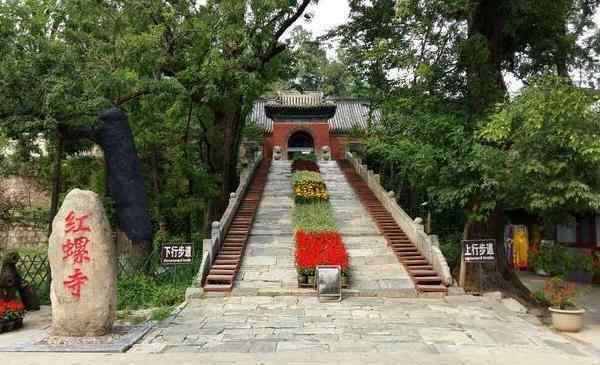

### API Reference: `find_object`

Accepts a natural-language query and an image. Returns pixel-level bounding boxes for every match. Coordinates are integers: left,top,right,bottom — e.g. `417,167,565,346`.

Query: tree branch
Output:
273,0,312,42
113,90,151,106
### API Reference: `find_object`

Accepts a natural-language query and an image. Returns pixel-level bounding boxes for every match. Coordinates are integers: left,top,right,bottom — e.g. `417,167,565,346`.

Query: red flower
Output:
295,231,349,269
0,300,25,318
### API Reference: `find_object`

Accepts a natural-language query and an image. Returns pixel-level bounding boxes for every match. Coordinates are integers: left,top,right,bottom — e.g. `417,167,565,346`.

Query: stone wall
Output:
0,223,47,250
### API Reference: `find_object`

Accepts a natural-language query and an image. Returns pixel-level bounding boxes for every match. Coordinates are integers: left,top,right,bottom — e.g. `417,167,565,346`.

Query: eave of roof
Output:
265,104,337,120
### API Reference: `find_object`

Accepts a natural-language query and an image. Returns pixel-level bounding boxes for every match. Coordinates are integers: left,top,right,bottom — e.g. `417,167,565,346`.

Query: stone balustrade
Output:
345,152,453,285
194,151,264,288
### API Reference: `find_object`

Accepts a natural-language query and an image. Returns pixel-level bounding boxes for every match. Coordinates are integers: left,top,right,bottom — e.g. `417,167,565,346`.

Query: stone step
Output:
414,276,442,283
416,284,448,293
203,284,233,292
206,274,235,282
410,270,438,277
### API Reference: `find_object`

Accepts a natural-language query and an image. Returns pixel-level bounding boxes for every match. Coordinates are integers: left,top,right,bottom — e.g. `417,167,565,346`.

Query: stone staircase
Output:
318,161,415,296
203,160,270,292
232,160,301,294
338,160,448,294
203,158,445,296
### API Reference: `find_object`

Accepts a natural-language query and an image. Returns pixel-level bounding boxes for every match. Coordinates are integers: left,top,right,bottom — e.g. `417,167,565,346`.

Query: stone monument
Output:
48,189,117,336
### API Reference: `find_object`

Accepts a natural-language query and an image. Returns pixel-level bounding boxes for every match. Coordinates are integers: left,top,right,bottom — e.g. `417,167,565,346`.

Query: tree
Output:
0,0,167,249
283,26,360,96
335,0,600,299
165,0,316,219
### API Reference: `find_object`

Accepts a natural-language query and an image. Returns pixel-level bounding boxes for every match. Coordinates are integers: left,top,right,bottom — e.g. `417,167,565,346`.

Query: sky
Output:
301,0,351,37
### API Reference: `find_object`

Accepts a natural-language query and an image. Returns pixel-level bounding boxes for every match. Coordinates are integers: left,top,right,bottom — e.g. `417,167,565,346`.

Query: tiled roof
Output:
249,97,380,135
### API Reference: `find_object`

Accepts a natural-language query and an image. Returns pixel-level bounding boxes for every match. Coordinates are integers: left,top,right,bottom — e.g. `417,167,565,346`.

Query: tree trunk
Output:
461,204,536,304
92,108,153,255
466,0,508,113
208,100,243,222
47,129,64,235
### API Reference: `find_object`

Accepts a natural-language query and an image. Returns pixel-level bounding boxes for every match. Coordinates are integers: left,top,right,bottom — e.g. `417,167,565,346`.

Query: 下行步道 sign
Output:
160,243,193,264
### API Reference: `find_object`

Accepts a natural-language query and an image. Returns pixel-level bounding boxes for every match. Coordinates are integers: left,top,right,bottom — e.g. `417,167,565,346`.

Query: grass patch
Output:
293,202,337,233
117,274,186,310
151,306,174,322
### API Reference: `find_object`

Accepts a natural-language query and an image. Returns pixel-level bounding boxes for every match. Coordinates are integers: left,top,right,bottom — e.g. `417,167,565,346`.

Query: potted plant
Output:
297,268,308,285
0,300,25,332
534,277,586,332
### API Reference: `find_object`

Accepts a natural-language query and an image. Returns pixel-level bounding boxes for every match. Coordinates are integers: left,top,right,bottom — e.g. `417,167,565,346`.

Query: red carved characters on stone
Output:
63,268,89,299
62,211,92,300
62,237,91,264
65,211,91,234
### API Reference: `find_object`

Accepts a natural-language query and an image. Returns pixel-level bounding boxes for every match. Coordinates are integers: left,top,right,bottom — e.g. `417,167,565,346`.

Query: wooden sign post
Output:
459,239,496,291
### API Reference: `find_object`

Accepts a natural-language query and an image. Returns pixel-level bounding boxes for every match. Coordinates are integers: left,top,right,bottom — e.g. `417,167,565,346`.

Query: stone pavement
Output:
319,161,415,295
233,161,306,295
128,294,600,363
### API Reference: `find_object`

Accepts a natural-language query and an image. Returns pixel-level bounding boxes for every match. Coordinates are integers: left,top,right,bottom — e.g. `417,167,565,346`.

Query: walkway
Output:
232,161,302,294
132,294,600,363
319,161,415,296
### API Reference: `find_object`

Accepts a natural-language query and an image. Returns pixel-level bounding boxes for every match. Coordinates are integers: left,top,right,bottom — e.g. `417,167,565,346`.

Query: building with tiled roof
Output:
248,92,379,160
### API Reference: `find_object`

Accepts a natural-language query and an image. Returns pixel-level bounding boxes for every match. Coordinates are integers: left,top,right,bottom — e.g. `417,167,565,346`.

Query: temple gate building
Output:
249,92,379,160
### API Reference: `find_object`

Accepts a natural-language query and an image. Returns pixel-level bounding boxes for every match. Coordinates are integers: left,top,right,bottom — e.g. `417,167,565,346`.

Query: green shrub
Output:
117,274,186,310
293,202,337,233
292,152,317,162
151,306,174,322
438,232,462,269
529,244,595,277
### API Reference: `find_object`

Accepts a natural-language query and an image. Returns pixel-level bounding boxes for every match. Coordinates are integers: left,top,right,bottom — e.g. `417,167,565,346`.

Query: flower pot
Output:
307,275,315,286
13,318,23,330
3,320,14,332
549,307,586,332
298,274,308,285
342,275,349,288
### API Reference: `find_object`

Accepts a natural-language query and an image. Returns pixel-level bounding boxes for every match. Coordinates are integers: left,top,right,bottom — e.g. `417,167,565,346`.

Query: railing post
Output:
211,221,220,243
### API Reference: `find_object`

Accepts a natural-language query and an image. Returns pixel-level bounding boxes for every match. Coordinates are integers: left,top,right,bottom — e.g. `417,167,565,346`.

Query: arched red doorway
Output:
287,130,314,159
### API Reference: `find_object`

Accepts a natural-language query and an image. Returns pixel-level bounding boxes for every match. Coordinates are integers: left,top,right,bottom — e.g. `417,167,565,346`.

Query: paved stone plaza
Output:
128,294,600,363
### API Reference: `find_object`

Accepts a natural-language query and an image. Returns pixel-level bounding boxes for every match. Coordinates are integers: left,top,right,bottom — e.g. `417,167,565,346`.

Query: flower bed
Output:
291,159,320,173
292,171,329,203
291,165,350,288
0,300,25,333
293,202,337,233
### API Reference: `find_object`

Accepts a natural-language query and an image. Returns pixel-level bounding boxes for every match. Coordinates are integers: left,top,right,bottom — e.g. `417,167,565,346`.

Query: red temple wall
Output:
261,123,360,160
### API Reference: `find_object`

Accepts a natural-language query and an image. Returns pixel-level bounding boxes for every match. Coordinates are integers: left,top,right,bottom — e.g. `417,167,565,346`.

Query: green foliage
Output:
293,202,337,233
284,27,360,96
292,152,317,162
534,276,582,310
482,76,600,216
292,171,325,186
117,274,185,311
438,232,463,269
529,244,595,277
150,306,173,322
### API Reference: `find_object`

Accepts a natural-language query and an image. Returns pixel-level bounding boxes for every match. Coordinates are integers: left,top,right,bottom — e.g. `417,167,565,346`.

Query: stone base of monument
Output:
0,324,152,353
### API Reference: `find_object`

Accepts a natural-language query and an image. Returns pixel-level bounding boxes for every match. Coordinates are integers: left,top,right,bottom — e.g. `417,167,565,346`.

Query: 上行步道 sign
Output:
462,239,496,263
